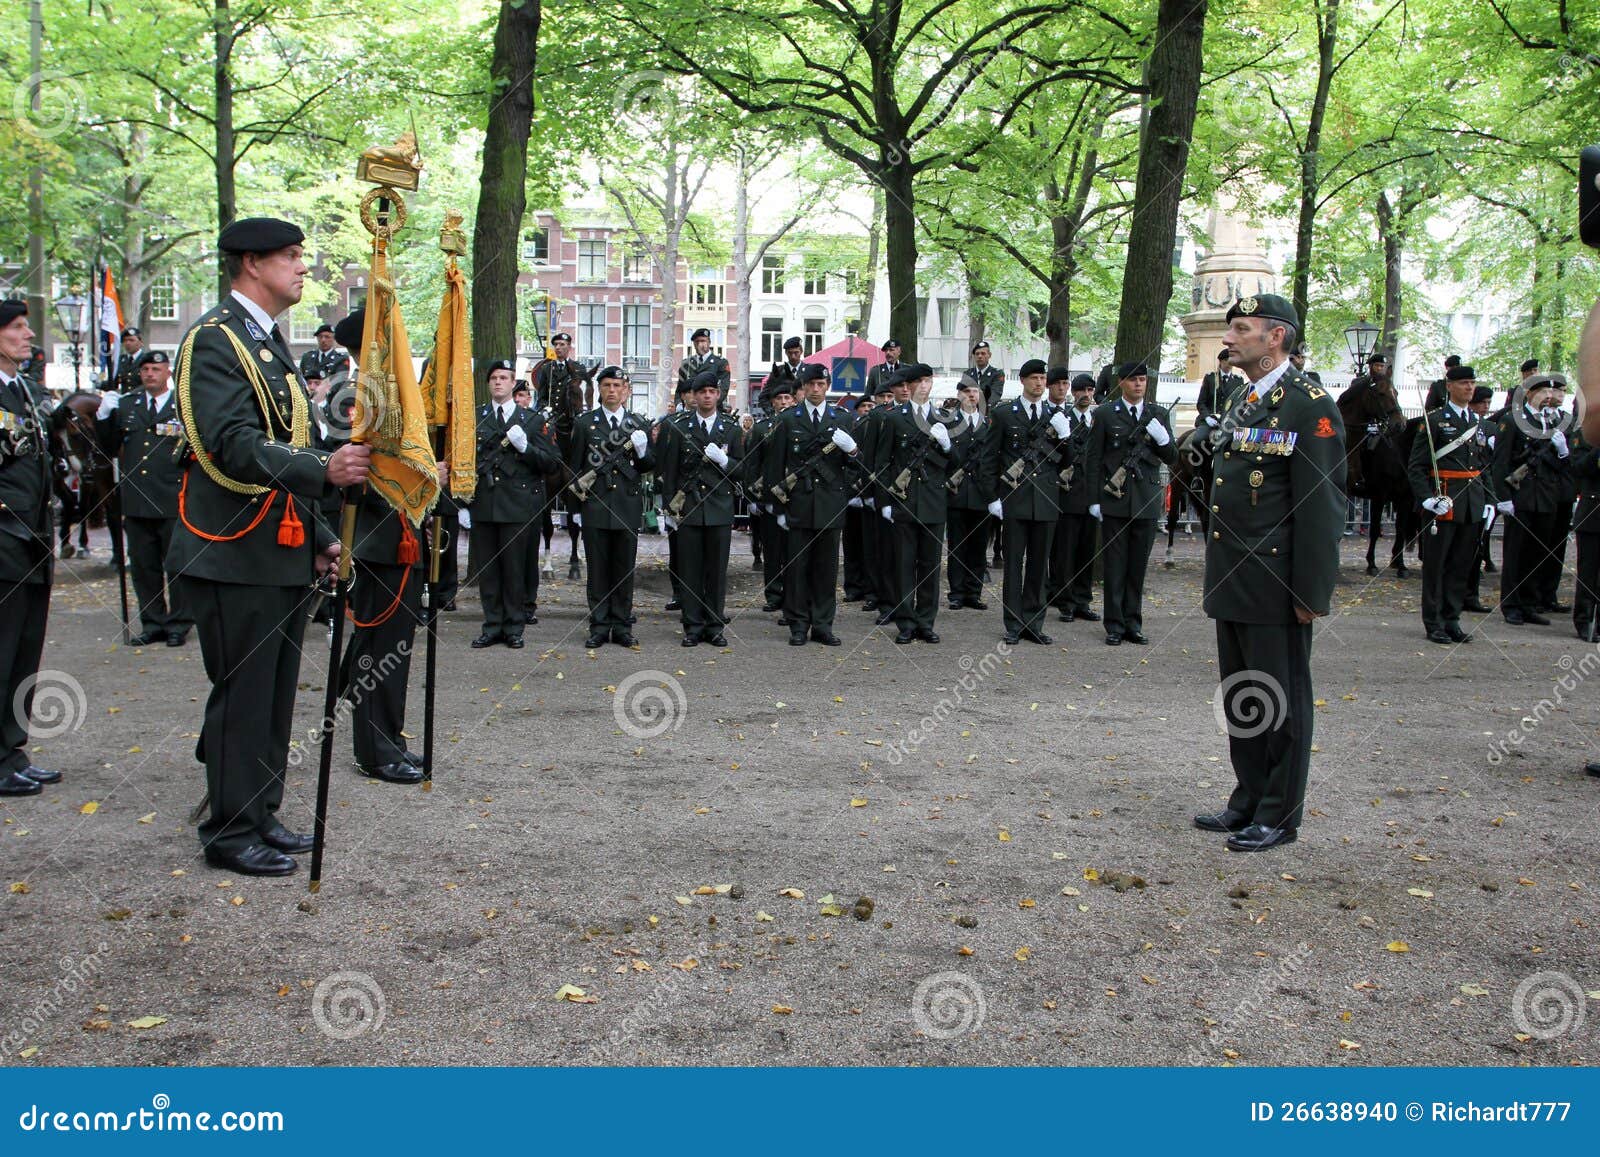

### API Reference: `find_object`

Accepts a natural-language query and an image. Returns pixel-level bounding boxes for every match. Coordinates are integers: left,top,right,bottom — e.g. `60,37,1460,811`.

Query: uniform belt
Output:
1436,469,1480,480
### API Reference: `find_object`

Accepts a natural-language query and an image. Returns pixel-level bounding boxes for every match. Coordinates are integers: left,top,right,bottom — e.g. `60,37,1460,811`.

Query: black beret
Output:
512,379,531,392
596,364,627,383
1445,364,1475,381
1047,366,1072,385
120,326,141,339
691,368,722,392
1071,373,1096,392
901,362,933,381
303,366,324,380
690,327,711,341
1444,354,1461,368
971,340,990,353
1019,358,1047,378
486,359,516,375
1471,386,1493,404
1225,293,1300,330
1118,362,1150,380
333,310,364,350
845,394,871,410
796,362,828,384
782,336,802,351
1367,351,1389,365
1520,358,1539,373
768,378,795,397
0,300,27,329
1527,372,1567,393
141,349,170,366
218,216,304,254
552,331,572,343
1216,348,1230,362
881,339,901,351
313,324,334,337
674,378,694,398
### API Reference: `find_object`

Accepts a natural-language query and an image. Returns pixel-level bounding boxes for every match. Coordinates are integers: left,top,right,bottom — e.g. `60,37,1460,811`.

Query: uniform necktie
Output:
610,414,619,431
812,408,821,429
270,323,287,351
1029,403,1037,422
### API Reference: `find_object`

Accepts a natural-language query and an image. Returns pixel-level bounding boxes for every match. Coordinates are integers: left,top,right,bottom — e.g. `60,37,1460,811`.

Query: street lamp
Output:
53,292,87,388
529,289,556,359
1343,317,1380,375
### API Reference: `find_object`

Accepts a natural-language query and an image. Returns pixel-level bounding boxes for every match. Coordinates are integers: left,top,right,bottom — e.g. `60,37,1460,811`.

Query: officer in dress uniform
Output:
1536,376,1576,614
677,328,732,409
570,364,656,648
945,378,990,611
96,349,190,646
875,363,962,643
660,368,745,646
742,380,795,614
1492,371,1575,626
1194,294,1345,853
661,378,694,613
1048,373,1101,623
298,324,347,384
1195,349,1244,428
114,327,147,393
1407,364,1494,644
860,365,910,624
0,301,61,798
759,336,805,411
511,381,556,624
167,217,371,877
468,359,560,649
840,393,874,602
979,358,1071,645
965,340,1005,410
1423,355,1459,413
766,363,862,645
865,340,902,397
1084,363,1177,645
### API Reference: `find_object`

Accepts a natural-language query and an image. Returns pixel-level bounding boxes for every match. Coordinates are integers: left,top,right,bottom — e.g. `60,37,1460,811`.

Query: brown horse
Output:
1337,378,1420,576
49,391,116,559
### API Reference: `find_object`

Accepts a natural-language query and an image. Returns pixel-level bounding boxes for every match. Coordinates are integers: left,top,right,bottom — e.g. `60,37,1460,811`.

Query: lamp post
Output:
529,289,555,360
53,291,87,390
1342,317,1380,376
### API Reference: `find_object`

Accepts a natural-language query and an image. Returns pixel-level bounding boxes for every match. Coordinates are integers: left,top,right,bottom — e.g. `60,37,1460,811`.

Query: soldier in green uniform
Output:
511,380,556,625
944,378,990,611
678,328,731,409
1048,373,1101,623
659,369,745,646
468,359,560,649
569,364,656,648
1084,363,1176,646
1492,372,1574,626
979,358,1071,645
114,327,147,393
1463,384,1496,612
841,393,874,603
1194,294,1346,853
860,365,910,624
743,379,795,614
97,349,189,646
1407,364,1494,644
1195,350,1244,429
965,340,1005,410
167,217,371,876
298,324,347,384
864,340,903,397
661,378,694,613
874,363,963,643
0,301,61,798
758,336,804,412
766,363,862,645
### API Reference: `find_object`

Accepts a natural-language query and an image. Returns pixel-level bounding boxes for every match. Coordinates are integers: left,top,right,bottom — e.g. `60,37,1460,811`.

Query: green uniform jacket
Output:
658,410,745,527
1084,399,1177,520
0,373,54,585
979,397,1071,521
873,401,966,525
165,302,334,587
677,352,732,405
739,414,781,502
1492,408,1576,515
965,364,1005,410
1058,408,1095,515
1202,366,1346,623
1195,370,1245,426
567,407,656,531
1406,405,1492,524
99,390,184,519
470,403,559,524
946,411,989,512
1572,435,1600,533
764,403,862,530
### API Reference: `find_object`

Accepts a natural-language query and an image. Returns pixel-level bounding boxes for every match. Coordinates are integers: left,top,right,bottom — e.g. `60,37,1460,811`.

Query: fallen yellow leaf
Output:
1014,946,1032,962
8,882,28,894
1386,941,1411,953
126,1016,167,1030
1407,888,1433,899
554,984,597,1003
79,801,99,815
1338,1039,1361,1050
1018,898,1036,909
771,1005,794,1015
137,813,155,824
850,797,868,807
755,911,774,922
778,888,804,899
957,945,973,956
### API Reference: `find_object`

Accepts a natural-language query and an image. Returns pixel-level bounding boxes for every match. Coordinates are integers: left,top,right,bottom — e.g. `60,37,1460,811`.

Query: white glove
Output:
1551,429,1569,457
881,505,894,522
1422,496,1452,516
930,423,952,450
847,497,863,508
776,514,788,530
986,499,1003,518
661,515,677,533
1496,500,1515,516
1482,504,1495,524
1204,415,1220,428
1089,504,1103,521
1146,420,1171,447
830,428,857,454
572,512,582,528
863,496,875,509
456,507,472,530
96,391,119,419
1049,412,1071,439
1487,435,1496,450
705,443,730,468
505,424,529,452
630,429,648,456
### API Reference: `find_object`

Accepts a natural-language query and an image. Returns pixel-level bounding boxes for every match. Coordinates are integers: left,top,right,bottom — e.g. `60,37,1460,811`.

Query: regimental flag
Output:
100,266,125,379
352,242,440,526
418,255,476,502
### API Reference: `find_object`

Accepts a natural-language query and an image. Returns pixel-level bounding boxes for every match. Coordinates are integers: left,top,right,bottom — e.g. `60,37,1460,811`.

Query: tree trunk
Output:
732,147,752,409
880,157,919,358
1290,0,1340,342
963,258,989,350
1376,188,1401,355
471,0,541,396
1552,253,1566,367
657,149,683,417
1113,0,1208,398
213,0,237,298
26,0,46,333
858,187,883,332
1044,177,1073,367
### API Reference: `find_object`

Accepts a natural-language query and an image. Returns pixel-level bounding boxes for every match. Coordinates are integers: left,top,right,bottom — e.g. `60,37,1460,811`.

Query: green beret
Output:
1225,293,1300,330
218,216,304,254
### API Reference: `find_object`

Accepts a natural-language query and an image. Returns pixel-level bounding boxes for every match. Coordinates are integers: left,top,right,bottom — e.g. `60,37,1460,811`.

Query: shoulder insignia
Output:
242,318,266,342
1269,386,1285,406
1314,417,1338,438
1308,386,1326,400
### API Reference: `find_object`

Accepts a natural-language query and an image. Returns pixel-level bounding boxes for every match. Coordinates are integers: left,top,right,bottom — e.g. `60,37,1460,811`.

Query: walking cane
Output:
310,492,359,893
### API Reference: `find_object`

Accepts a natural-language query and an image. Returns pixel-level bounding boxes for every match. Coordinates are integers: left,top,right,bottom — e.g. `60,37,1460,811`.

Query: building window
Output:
348,285,367,312
290,310,320,343
147,272,178,322
842,269,864,297
803,268,826,296
761,254,785,294
913,296,928,336
577,239,606,282
576,303,606,362
522,227,550,264
623,250,651,283
688,280,725,307
803,317,824,354
622,303,651,364
937,297,959,337
760,314,784,363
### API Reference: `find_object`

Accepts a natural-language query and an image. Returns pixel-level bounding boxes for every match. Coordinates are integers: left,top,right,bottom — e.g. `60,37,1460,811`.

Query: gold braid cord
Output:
176,321,311,496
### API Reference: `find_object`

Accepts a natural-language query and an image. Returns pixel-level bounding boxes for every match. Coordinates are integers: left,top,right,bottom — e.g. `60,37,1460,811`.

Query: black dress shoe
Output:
963,598,988,611
1503,611,1526,625
1075,608,1100,622
1461,599,1491,613
204,843,297,876
356,760,424,785
948,600,964,612
894,627,916,644
505,636,525,649
441,601,457,612
1546,601,1572,614
585,633,608,648
1587,762,1600,778
916,628,940,644
762,602,784,613
1123,631,1148,645
1523,610,1552,625
523,611,539,625
1058,608,1075,622
16,765,61,784
812,630,841,646
1226,823,1298,852
1022,629,1053,645
260,822,315,855
401,750,425,768
612,632,638,648
862,600,879,612
1446,626,1472,643
1194,808,1251,833
664,600,682,612
127,630,166,646
1427,629,1452,644
1105,634,1123,646
874,611,894,626
1003,633,1021,645
681,635,700,647
165,631,188,647
0,770,42,796
789,631,808,646
471,633,501,648
705,634,728,648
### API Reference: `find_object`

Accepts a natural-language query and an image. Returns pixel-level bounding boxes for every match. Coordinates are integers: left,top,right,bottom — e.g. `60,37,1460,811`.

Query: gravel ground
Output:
2,525,1597,1067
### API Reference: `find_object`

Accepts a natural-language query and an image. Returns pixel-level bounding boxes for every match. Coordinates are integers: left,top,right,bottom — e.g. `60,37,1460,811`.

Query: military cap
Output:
691,368,722,392
217,216,304,254
900,362,933,381
1216,348,1231,362
1070,373,1096,392
1018,358,1047,378
1520,358,1539,374
1293,343,1310,357
141,349,170,366
844,394,870,410
769,379,796,398
1527,372,1567,393
881,339,901,352
796,362,828,384
485,359,516,375
333,310,365,350
674,378,694,398
313,324,334,337
0,300,27,329
1446,364,1476,382
1444,354,1461,369
971,340,990,353
512,380,531,395
1368,352,1389,366
1118,362,1150,380
120,326,141,339
1471,385,1493,404
782,336,802,351
552,331,572,343
303,366,324,381
1225,293,1300,330
596,364,627,383
690,327,712,342
1047,366,1072,385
